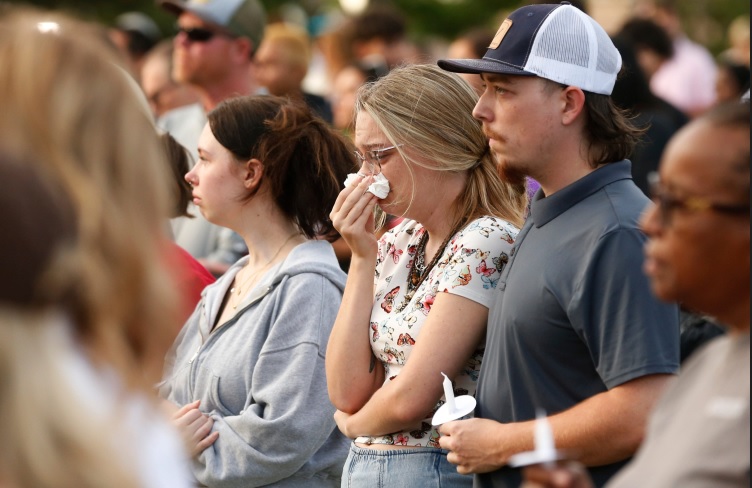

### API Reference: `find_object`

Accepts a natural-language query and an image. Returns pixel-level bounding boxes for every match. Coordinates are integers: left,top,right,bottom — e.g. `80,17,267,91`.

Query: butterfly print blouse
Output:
356,216,518,447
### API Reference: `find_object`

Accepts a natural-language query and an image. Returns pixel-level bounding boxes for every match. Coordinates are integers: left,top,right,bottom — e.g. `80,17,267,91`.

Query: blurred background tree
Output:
1,0,747,55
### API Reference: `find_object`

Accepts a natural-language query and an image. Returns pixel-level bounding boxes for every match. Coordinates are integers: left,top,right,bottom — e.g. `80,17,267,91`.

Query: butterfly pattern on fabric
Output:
387,242,403,263
380,286,400,313
357,216,519,448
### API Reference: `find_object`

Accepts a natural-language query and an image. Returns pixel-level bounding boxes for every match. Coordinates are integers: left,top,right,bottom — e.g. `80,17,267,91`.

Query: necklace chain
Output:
229,232,300,309
397,222,463,312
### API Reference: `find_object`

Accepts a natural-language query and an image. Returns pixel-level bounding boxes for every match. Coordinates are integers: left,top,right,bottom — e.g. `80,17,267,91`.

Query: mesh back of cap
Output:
524,5,620,95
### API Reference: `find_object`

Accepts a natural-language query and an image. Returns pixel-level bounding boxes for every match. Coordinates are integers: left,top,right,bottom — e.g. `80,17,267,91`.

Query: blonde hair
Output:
355,64,527,229
261,23,311,71
0,8,179,381
0,8,180,485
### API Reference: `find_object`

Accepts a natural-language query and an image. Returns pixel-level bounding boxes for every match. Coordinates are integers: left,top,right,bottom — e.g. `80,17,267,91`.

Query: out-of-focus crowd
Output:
0,0,748,487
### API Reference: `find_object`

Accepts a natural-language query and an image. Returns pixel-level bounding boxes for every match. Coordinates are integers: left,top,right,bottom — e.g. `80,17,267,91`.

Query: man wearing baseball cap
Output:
157,0,265,150
157,0,266,276
160,0,265,109
437,3,680,487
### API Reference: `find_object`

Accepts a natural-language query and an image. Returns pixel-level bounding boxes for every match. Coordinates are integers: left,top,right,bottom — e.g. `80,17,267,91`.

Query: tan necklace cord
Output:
228,232,300,310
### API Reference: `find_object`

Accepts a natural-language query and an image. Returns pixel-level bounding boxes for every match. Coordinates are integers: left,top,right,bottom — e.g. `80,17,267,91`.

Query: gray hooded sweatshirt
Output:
160,240,350,487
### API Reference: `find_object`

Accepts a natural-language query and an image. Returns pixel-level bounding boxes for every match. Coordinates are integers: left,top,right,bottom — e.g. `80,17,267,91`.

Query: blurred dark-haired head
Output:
160,132,194,218
618,17,673,80
0,151,77,309
715,58,751,104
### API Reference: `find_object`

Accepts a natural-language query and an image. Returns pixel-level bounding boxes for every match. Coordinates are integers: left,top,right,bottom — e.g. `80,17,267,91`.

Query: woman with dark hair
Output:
160,96,354,487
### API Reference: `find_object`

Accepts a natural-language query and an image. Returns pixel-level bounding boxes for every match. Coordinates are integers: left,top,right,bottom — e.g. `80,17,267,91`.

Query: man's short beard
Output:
493,151,527,187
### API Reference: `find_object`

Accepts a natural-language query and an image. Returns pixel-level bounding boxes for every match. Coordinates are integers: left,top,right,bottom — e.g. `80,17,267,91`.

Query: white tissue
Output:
343,172,391,199
343,173,361,188
368,173,390,198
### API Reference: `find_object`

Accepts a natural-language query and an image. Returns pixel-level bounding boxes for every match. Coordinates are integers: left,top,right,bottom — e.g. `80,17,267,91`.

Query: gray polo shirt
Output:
475,161,680,488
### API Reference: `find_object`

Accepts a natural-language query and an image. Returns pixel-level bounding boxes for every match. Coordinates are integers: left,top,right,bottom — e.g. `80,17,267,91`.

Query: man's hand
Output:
522,462,594,488
439,418,512,474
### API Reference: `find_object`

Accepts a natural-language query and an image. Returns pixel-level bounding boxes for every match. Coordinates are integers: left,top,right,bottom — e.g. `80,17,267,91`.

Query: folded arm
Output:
336,292,488,438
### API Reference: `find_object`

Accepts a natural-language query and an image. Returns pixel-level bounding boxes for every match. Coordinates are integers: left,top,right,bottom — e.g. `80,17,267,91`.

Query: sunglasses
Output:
177,26,226,43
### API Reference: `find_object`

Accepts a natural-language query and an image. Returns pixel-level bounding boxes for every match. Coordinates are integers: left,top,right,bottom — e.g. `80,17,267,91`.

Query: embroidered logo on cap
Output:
489,19,513,50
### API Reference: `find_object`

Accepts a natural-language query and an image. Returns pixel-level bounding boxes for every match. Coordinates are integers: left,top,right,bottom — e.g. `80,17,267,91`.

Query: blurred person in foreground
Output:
0,8,191,487
158,0,269,275
523,101,749,488
160,96,353,487
327,64,526,486
438,4,680,486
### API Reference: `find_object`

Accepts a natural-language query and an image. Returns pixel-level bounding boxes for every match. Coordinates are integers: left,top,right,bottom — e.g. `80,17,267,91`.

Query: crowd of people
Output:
0,0,748,487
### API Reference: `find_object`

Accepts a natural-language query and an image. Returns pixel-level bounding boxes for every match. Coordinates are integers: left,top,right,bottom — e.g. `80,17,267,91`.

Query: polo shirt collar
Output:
529,160,633,228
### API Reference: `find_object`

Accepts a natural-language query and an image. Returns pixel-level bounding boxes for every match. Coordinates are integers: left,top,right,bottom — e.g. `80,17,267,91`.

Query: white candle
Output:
441,372,456,412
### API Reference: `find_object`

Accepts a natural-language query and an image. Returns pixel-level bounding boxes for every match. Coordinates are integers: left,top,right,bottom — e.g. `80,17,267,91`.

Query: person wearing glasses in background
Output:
140,40,201,118
157,0,267,277
524,101,749,488
327,64,527,487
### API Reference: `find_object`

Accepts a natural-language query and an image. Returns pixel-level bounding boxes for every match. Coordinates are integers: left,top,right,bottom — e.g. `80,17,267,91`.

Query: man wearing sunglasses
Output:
160,0,265,111
157,0,266,276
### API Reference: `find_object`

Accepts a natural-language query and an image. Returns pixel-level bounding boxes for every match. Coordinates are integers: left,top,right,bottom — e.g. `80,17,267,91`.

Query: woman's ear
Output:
243,158,264,190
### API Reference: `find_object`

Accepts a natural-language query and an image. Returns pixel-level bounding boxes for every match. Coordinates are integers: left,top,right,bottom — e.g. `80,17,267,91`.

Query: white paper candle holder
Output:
431,372,476,426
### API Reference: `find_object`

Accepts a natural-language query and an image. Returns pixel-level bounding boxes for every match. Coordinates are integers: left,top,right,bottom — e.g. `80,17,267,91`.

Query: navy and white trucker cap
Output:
438,2,621,95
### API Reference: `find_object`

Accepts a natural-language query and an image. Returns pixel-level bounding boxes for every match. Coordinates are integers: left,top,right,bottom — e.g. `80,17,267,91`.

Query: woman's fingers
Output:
331,176,373,223
193,431,219,456
189,415,214,442
175,405,205,426
331,174,366,215
172,399,200,420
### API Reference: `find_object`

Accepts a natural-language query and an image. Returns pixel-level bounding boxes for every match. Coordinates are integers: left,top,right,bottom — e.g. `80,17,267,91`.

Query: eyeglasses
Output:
177,26,225,43
354,144,402,176
647,172,749,226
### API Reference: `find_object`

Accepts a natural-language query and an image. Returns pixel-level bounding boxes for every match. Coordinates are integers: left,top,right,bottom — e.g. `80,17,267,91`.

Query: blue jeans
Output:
341,443,472,487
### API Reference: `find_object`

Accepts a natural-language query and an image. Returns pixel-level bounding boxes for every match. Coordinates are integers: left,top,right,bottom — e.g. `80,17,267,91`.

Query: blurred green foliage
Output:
2,0,748,55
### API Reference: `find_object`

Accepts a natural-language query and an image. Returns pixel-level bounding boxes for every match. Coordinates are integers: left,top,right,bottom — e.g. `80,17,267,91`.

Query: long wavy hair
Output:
0,8,180,487
355,64,527,230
